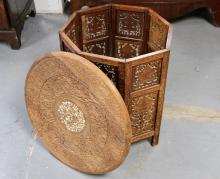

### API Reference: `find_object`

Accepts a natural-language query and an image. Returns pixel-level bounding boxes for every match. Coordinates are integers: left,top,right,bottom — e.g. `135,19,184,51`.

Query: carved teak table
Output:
25,4,172,174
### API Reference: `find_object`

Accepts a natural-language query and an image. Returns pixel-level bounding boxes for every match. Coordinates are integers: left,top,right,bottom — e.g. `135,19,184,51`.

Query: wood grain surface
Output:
25,52,132,174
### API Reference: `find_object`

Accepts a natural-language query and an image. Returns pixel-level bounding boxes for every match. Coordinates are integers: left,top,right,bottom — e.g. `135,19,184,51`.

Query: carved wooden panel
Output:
81,11,109,41
132,59,162,91
94,62,118,86
116,10,144,39
148,15,168,51
66,22,80,47
115,39,142,59
83,38,109,56
129,92,158,137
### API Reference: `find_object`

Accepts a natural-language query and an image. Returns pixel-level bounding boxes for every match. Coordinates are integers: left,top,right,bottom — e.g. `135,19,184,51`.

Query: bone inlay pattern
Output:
83,41,107,55
117,11,144,38
132,60,162,91
116,40,141,59
57,101,86,132
130,92,158,136
149,16,168,50
82,12,108,41
94,62,118,86
66,23,80,46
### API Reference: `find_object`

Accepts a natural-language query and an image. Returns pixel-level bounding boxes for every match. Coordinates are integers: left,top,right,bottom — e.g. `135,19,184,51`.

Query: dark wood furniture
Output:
71,0,220,27
60,4,172,146
0,0,36,49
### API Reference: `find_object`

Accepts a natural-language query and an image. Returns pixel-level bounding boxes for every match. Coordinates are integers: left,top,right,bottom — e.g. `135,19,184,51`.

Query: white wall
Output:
34,0,64,14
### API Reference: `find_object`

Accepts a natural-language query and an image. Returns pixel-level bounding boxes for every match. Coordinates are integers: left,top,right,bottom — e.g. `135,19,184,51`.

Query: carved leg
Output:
211,11,220,27
151,135,159,146
8,31,21,49
27,2,36,17
201,8,220,27
10,35,21,49
0,30,21,49
29,9,36,17
151,101,163,146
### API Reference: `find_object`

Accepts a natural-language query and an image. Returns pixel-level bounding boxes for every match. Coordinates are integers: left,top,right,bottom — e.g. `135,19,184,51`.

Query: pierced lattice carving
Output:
116,40,142,59
94,62,118,86
66,23,80,46
132,60,162,91
130,92,158,137
83,40,107,55
117,11,144,39
82,12,108,41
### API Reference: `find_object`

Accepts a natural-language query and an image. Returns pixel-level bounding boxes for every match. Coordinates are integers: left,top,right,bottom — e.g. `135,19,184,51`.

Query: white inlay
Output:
57,101,85,132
